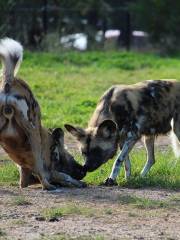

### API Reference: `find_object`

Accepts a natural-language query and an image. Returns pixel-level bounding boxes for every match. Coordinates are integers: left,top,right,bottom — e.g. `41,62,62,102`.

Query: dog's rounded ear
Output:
64,124,86,140
97,119,117,138
52,128,64,141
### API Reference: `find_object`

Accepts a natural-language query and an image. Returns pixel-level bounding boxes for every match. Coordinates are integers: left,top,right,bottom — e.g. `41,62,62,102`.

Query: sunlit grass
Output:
0,50,180,189
0,160,19,186
1,148,179,189
41,203,95,220
19,50,180,128
83,148,180,189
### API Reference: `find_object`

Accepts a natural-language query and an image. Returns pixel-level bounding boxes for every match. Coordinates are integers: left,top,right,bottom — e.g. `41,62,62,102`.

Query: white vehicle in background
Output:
60,30,149,51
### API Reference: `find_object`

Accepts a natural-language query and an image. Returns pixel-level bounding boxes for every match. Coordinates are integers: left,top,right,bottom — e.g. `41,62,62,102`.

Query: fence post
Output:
125,11,131,51
42,0,48,34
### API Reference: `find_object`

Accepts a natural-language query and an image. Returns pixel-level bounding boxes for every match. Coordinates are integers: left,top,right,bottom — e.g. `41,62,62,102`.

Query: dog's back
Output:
89,80,179,135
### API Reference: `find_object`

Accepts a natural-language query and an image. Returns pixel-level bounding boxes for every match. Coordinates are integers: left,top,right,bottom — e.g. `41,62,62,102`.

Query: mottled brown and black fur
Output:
65,79,180,185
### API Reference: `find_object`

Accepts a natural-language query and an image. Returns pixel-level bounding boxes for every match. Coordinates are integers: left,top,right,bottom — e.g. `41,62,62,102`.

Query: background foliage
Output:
131,0,180,54
2,0,180,53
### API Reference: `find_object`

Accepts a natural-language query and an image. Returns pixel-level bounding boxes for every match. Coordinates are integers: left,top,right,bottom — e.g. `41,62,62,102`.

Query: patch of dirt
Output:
0,135,179,240
0,186,179,240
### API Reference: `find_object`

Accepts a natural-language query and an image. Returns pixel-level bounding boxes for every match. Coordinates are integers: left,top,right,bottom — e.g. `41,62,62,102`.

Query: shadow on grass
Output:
119,174,180,190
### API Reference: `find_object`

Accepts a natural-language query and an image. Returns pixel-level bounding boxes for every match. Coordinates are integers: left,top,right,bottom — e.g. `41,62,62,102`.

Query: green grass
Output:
83,148,180,189
0,50,180,189
10,196,31,206
21,50,180,127
117,195,168,209
119,194,180,210
0,228,6,237
0,148,179,189
0,160,19,186
40,234,105,240
41,203,95,220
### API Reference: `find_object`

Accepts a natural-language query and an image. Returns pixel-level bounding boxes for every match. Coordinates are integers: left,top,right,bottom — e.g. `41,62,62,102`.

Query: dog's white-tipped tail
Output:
0,38,23,92
170,119,180,158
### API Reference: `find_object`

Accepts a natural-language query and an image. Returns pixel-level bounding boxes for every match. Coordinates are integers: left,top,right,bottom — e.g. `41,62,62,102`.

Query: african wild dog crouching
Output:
0,38,86,190
23,127,87,188
65,80,180,185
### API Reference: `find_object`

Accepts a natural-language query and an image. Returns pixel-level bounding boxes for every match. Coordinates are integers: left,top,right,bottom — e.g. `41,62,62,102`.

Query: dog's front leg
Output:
104,132,139,186
51,171,87,188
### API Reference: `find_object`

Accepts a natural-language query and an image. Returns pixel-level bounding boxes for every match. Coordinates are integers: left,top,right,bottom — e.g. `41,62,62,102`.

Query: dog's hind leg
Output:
140,135,155,177
171,116,180,157
124,155,131,179
51,171,87,188
14,110,56,190
19,167,39,188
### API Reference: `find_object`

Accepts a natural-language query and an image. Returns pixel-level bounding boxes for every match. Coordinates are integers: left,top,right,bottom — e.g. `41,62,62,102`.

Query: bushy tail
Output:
170,119,180,158
0,38,23,92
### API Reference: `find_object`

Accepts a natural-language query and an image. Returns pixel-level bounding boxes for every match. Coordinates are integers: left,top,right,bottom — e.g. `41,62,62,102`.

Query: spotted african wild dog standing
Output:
65,80,180,185
0,38,86,190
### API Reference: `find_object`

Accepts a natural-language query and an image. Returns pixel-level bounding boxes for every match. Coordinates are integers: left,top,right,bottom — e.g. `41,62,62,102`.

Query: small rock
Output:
48,217,59,222
35,216,45,221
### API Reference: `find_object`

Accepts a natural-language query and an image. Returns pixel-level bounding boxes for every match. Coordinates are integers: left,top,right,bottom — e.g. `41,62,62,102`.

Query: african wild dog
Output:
0,38,86,190
23,127,87,188
65,80,180,185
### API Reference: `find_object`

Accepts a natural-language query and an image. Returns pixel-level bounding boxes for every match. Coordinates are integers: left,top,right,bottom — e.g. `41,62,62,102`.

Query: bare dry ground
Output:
0,185,180,240
0,136,180,240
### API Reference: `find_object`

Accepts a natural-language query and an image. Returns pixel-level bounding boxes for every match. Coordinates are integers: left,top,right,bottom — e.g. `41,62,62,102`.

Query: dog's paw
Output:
103,178,118,186
43,183,57,191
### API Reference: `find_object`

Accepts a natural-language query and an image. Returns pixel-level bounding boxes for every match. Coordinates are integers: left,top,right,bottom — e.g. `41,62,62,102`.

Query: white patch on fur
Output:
0,94,29,120
170,119,180,158
135,115,146,130
53,146,60,161
5,120,17,137
54,146,59,155
0,93,6,103
64,144,68,150
127,132,133,137
16,99,29,120
30,122,36,128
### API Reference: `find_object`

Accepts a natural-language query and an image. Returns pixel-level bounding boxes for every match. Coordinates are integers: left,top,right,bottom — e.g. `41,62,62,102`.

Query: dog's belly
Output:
1,140,34,169
8,150,34,169
135,114,172,135
140,121,172,135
